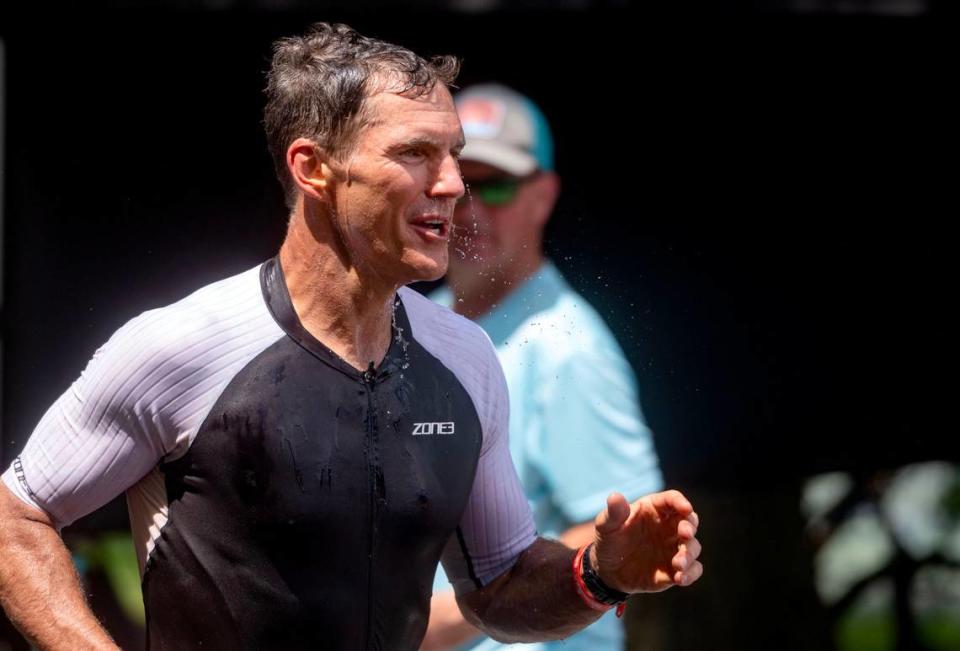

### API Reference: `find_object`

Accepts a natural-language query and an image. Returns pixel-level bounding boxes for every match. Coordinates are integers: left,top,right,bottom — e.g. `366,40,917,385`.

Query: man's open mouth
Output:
410,217,450,240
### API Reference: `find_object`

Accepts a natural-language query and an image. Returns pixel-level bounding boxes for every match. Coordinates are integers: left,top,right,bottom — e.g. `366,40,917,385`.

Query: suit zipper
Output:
362,362,379,651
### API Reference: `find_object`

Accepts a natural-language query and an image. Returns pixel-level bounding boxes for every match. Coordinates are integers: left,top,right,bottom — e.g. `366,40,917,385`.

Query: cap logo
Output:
458,98,506,139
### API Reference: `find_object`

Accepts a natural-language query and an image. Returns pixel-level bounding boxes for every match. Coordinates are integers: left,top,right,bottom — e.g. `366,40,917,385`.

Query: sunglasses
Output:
460,175,533,207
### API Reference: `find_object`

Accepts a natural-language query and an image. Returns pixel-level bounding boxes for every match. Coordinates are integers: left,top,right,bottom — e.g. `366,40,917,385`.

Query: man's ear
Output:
287,138,338,201
529,171,561,227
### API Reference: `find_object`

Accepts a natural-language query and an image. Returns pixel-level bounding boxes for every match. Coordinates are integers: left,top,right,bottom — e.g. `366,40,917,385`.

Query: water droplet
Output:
391,297,412,371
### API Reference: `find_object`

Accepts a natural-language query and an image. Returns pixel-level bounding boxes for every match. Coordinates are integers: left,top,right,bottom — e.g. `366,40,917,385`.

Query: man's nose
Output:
428,154,466,200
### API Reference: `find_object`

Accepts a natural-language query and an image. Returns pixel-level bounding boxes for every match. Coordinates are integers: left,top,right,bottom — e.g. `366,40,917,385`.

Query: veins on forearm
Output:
0,499,118,650
461,537,603,644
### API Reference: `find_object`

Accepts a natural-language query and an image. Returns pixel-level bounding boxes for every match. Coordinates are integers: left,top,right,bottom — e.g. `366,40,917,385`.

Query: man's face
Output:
450,160,545,276
327,84,465,286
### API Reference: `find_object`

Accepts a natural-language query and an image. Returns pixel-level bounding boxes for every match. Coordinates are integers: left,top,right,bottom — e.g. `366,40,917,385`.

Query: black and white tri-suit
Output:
2,257,536,650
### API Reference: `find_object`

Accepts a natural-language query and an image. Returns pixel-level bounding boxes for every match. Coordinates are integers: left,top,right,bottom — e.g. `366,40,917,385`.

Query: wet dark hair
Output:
264,22,460,208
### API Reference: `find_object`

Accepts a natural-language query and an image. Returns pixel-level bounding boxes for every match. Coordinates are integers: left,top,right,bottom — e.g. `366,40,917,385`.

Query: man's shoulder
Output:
96,264,280,382
399,286,505,419
399,286,494,355
128,264,266,338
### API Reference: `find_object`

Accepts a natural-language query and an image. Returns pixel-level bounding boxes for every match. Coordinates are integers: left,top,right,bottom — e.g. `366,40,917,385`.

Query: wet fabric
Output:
3,258,536,650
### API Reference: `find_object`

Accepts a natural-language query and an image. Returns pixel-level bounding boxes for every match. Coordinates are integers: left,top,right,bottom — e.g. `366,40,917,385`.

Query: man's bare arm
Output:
0,483,118,650
455,490,703,644
420,519,597,651
457,537,599,644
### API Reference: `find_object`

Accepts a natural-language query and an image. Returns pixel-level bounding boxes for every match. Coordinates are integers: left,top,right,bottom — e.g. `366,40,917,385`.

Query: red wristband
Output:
572,545,613,613
572,545,629,618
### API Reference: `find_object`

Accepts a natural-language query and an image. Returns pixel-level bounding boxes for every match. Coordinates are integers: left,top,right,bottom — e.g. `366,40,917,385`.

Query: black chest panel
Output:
142,260,483,651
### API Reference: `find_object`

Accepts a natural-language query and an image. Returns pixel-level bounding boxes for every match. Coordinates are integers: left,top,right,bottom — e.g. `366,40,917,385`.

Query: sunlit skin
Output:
279,83,465,369
327,85,467,287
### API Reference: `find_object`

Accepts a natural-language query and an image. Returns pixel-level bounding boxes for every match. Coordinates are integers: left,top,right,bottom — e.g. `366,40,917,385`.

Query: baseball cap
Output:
455,83,554,177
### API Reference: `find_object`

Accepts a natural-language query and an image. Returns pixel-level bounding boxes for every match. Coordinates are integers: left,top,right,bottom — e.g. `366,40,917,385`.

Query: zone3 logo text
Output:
412,422,455,436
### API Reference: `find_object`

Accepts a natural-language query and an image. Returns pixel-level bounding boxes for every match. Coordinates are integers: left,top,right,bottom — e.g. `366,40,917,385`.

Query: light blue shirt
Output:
431,261,663,651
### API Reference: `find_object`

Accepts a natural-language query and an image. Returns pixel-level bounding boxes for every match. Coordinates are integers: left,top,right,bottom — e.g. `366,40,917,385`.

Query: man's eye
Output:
400,148,427,160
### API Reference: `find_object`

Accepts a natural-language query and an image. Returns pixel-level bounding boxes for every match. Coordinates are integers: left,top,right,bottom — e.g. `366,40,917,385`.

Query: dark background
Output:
0,6,954,650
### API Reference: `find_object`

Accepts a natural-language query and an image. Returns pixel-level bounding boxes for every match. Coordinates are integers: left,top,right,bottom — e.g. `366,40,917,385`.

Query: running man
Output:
0,23,702,651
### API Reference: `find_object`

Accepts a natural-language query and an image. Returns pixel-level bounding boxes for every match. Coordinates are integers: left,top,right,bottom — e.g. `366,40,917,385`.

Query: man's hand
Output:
454,494,699,644
591,490,702,593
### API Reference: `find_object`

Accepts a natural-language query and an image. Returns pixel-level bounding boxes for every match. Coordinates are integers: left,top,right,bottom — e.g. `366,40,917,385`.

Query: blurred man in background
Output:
423,84,664,651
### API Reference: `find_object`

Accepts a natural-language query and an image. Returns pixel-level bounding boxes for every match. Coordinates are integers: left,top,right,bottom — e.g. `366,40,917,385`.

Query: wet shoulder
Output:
94,264,283,391
399,287,506,449
398,286,496,360
398,286,503,400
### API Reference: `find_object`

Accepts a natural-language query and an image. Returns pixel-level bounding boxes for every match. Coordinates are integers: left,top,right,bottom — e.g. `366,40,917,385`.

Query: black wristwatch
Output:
581,543,629,605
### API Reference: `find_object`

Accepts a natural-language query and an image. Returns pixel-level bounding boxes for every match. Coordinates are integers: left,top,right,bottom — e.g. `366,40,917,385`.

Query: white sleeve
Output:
1,312,180,529
440,338,537,594
1,266,283,530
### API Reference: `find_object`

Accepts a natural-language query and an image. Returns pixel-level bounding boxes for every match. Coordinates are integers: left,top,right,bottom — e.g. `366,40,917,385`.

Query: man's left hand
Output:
590,490,703,594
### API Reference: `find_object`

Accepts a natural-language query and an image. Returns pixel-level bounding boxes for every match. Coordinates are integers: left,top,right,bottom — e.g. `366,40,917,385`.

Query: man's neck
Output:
447,253,544,321
278,206,396,372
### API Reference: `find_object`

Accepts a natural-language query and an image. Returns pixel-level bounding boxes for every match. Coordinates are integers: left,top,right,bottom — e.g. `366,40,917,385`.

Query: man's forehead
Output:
362,89,463,142
365,84,455,116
